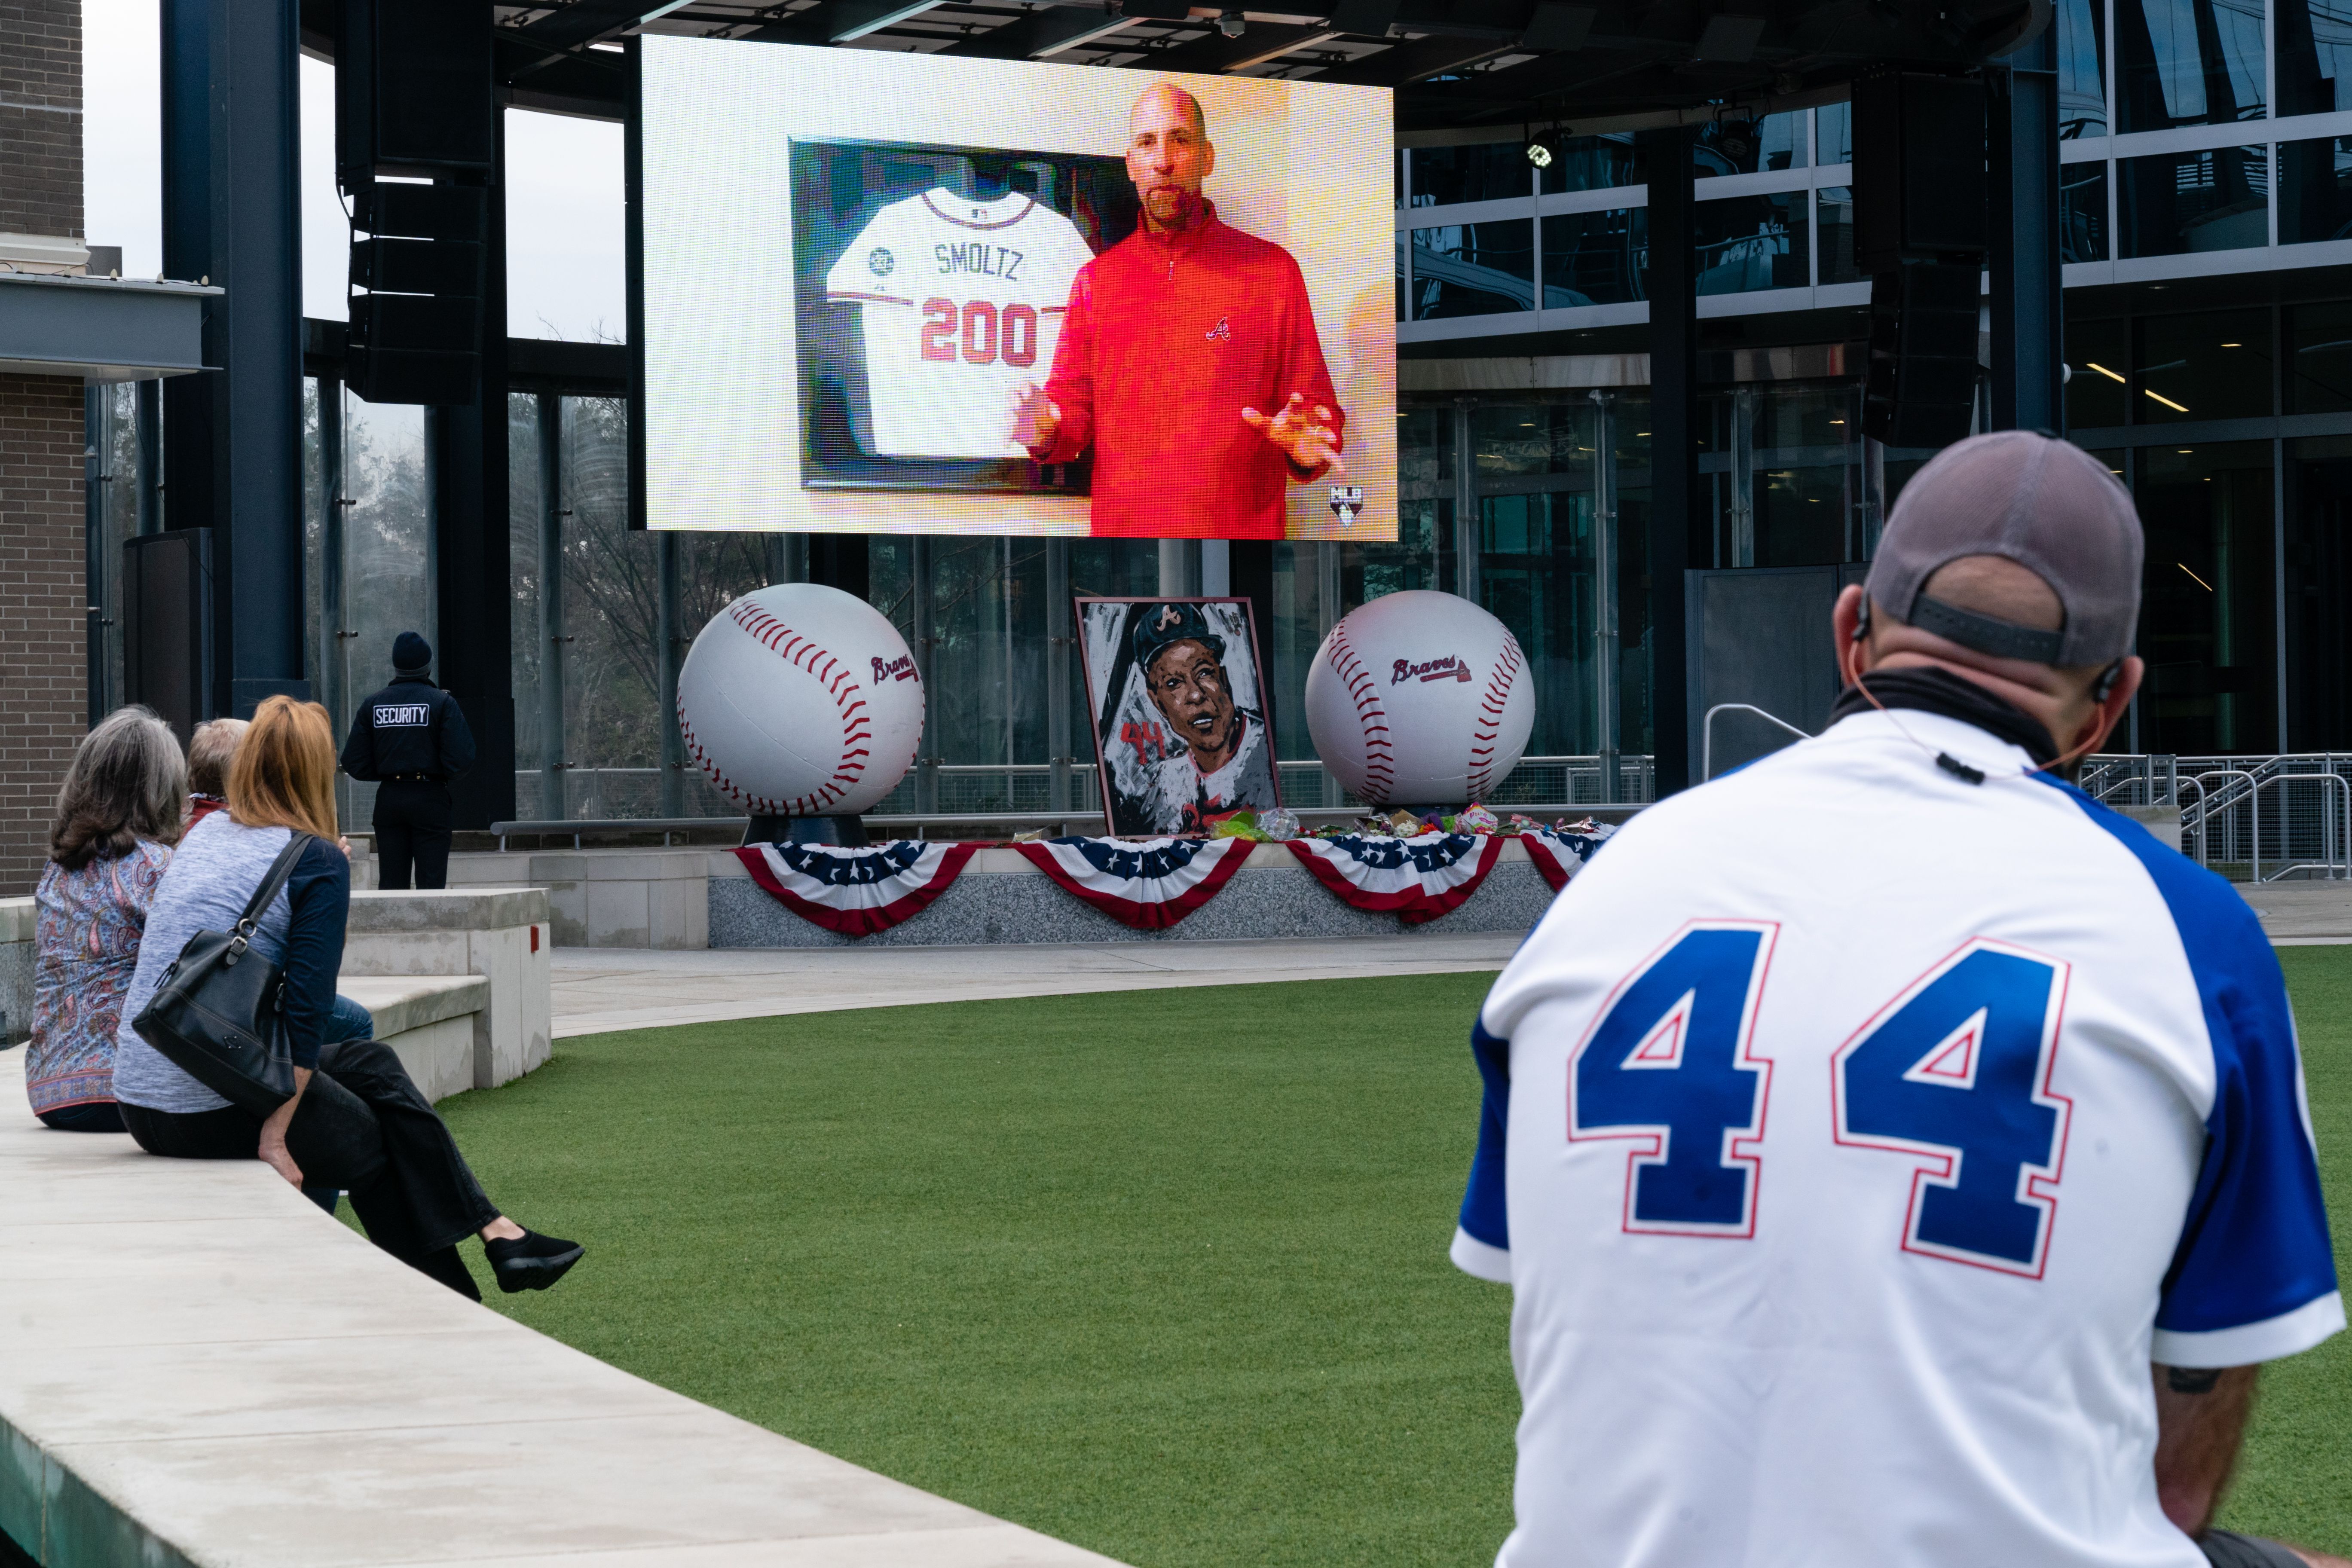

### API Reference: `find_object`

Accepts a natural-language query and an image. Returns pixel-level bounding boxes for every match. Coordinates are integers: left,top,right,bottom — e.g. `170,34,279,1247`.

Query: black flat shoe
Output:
485,1229,584,1293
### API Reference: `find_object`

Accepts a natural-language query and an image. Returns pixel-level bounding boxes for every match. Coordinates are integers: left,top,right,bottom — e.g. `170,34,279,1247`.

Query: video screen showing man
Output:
1083,599,1280,836
1013,83,1346,539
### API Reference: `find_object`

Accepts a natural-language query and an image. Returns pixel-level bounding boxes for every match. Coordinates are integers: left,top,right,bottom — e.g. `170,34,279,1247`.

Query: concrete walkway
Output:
0,1051,1122,1568
551,932,1521,1038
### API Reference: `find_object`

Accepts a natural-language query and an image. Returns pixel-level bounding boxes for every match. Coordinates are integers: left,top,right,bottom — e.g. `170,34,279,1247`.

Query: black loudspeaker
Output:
1864,263,1982,449
122,529,214,745
338,0,490,406
336,0,492,185
1852,71,1988,270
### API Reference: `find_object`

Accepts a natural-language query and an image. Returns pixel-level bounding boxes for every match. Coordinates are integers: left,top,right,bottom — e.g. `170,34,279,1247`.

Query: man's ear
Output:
1202,140,1215,179
1832,584,1870,686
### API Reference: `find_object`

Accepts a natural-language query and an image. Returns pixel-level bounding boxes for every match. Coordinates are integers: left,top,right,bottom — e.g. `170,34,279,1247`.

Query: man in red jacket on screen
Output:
1012,81,1346,540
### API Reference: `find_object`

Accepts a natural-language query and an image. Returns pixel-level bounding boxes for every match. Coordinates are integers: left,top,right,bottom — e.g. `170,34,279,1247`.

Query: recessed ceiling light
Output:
2178,447,2193,453
2220,342,2242,347
2086,362,2126,383
2146,389,2190,412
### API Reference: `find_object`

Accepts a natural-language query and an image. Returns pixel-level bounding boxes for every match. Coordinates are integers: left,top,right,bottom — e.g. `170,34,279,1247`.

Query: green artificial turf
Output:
407,960,2352,1567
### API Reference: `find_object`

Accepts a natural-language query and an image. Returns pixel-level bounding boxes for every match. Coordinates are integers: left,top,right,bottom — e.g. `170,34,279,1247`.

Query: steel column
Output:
1988,34,2064,434
536,390,566,819
1046,537,1072,813
428,98,514,831
1642,122,1701,795
160,0,307,716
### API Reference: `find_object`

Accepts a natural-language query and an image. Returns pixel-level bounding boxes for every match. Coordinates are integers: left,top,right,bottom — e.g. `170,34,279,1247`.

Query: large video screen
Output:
637,37,1395,541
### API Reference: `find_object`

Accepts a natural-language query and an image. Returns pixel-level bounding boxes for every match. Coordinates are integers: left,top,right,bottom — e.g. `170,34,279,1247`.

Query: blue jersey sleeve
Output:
1451,1018,1514,1283
2055,783,2344,1366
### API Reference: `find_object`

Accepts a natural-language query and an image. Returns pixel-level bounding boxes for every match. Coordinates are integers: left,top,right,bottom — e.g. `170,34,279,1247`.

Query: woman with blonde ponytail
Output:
111,697,582,1299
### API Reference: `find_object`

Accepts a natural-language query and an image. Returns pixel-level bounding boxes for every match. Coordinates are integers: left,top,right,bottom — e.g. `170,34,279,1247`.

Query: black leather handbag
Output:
130,832,314,1114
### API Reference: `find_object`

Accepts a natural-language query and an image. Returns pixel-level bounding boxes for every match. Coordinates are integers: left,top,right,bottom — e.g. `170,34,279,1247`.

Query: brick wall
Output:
0,0,83,895
0,1,80,241
0,377,87,895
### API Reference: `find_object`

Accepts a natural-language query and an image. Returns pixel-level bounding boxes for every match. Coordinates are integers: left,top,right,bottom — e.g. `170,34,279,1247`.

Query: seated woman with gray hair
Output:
27,706,187,1132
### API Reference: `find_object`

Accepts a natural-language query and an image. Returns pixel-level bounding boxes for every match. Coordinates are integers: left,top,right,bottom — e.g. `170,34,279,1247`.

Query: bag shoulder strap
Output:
234,831,316,934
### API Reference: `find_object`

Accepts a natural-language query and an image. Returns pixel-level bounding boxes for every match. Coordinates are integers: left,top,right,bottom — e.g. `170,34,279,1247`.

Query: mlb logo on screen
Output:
1328,486,1365,526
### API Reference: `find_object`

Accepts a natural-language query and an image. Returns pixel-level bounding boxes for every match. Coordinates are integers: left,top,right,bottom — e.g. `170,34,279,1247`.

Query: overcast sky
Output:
83,0,627,341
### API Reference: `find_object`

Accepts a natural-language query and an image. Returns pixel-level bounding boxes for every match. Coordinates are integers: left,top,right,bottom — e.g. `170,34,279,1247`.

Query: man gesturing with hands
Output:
1015,81,1346,538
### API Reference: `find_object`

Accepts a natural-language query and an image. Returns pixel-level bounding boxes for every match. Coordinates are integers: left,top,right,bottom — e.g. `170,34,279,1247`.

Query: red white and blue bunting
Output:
1282,832,1503,925
1013,835,1258,930
735,840,978,938
1520,823,1618,893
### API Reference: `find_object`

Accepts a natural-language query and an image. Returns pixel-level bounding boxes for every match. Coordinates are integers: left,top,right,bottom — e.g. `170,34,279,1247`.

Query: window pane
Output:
1693,111,1807,177
2066,316,2131,428
1693,193,1808,294
1408,144,1531,207
2061,162,2110,261
1410,220,1535,318
2288,301,2352,413
1473,403,1597,481
2137,309,2272,422
2116,0,2266,131
2276,0,2352,115
1538,132,1642,194
508,393,546,817
2118,146,2269,257
556,396,656,818
2135,441,2276,754
1755,465,1854,568
340,396,432,834
2286,434,2352,747
2057,0,2109,136
1817,103,1853,166
1753,385,1858,453
1817,187,1860,284
1478,489,1599,754
1541,208,1646,305
2278,134,2352,244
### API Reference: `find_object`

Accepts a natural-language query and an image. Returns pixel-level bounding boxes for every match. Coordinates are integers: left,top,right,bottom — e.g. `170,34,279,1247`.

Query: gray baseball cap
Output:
1863,430,2144,668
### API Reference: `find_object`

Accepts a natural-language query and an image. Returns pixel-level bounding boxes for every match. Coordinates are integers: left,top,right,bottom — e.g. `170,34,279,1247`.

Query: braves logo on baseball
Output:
871,654,917,684
1394,654,1472,685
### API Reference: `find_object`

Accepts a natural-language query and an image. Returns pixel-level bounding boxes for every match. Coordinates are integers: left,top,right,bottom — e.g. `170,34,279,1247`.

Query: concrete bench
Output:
0,897,30,1045
336,974,487,1104
0,1050,1123,1568
343,888,553,1091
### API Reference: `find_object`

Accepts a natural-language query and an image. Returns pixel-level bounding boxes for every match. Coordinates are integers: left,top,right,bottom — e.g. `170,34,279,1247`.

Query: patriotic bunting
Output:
1521,823,1619,893
1282,832,1504,925
1013,835,1257,929
735,840,979,937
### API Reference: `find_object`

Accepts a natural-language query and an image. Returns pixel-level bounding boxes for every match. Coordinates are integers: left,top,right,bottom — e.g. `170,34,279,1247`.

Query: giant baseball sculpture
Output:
676,583,925,819
1304,590,1534,807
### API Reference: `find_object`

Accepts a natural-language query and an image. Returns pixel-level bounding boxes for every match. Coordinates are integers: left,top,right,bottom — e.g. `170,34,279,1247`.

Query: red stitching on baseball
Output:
692,599,876,813
1466,634,1524,801
1326,622,1394,798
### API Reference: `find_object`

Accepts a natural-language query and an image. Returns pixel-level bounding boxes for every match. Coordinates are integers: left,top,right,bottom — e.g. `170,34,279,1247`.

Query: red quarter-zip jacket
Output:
1032,202,1345,539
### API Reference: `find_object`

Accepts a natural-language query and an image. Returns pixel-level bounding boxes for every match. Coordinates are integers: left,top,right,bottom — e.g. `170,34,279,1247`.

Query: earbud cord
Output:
1847,663,2106,787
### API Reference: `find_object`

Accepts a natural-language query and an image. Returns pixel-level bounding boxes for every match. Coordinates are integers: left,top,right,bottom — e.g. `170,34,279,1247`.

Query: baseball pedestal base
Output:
744,814,870,848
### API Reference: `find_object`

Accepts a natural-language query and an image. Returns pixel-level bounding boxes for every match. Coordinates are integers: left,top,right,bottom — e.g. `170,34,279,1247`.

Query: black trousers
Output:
373,779,454,890
119,1037,501,1299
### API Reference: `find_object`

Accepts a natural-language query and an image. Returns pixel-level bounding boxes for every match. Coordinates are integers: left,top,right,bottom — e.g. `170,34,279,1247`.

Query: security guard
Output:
342,632,475,890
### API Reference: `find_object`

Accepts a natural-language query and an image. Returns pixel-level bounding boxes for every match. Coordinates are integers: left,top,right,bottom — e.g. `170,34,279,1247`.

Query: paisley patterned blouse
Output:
28,841,172,1115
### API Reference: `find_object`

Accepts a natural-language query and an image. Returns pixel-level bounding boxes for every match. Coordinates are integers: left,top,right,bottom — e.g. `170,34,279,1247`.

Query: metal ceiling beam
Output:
1306,31,1517,83
1131,21,1342,70
513,0,693,52
935,6,1139,58
734,0,951,41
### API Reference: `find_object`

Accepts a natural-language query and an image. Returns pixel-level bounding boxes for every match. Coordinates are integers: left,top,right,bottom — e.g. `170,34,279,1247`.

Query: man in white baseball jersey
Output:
1455,431,2343,1568
823,186,1095,459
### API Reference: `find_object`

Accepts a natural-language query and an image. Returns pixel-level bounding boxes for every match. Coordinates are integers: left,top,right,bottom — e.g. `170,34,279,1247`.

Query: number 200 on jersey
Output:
920,298,1040,367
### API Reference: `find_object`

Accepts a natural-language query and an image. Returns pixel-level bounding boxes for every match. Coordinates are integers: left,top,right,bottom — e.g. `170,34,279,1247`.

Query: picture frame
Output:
1075,597,1281,837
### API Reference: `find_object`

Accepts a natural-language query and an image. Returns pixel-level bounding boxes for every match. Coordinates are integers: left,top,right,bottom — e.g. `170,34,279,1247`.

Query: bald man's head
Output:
1127,80,1215,232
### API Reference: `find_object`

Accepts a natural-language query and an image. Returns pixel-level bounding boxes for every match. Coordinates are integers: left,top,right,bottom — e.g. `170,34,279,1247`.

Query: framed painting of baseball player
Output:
1077,598,1280,837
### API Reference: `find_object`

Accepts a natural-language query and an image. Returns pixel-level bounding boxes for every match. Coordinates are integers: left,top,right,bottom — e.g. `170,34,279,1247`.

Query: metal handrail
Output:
1701,703,1813,782
2182,769,2352,882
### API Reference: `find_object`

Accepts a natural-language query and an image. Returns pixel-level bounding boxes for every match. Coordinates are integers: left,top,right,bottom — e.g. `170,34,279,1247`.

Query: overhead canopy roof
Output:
301,0,2048,139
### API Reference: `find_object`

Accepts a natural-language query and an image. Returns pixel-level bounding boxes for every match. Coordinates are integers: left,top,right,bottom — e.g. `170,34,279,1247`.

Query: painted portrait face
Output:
1144,637,1240,767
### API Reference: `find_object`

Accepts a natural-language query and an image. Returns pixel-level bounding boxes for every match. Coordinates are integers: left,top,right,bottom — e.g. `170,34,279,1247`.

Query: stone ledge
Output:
0,1050,1126,1568
348,887,550,933
0,898,33,946
335,975,487,1040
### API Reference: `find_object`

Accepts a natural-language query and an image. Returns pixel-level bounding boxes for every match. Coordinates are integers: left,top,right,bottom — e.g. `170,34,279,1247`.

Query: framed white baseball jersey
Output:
1454,707,2342,1568
823,189,1094,460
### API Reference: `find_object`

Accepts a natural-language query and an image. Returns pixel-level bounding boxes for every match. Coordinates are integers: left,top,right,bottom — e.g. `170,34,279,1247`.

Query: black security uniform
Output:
343,646,476,890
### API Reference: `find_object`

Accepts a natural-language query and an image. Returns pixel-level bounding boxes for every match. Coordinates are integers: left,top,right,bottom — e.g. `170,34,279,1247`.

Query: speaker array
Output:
336,0,493,405
1851,71,1988,449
